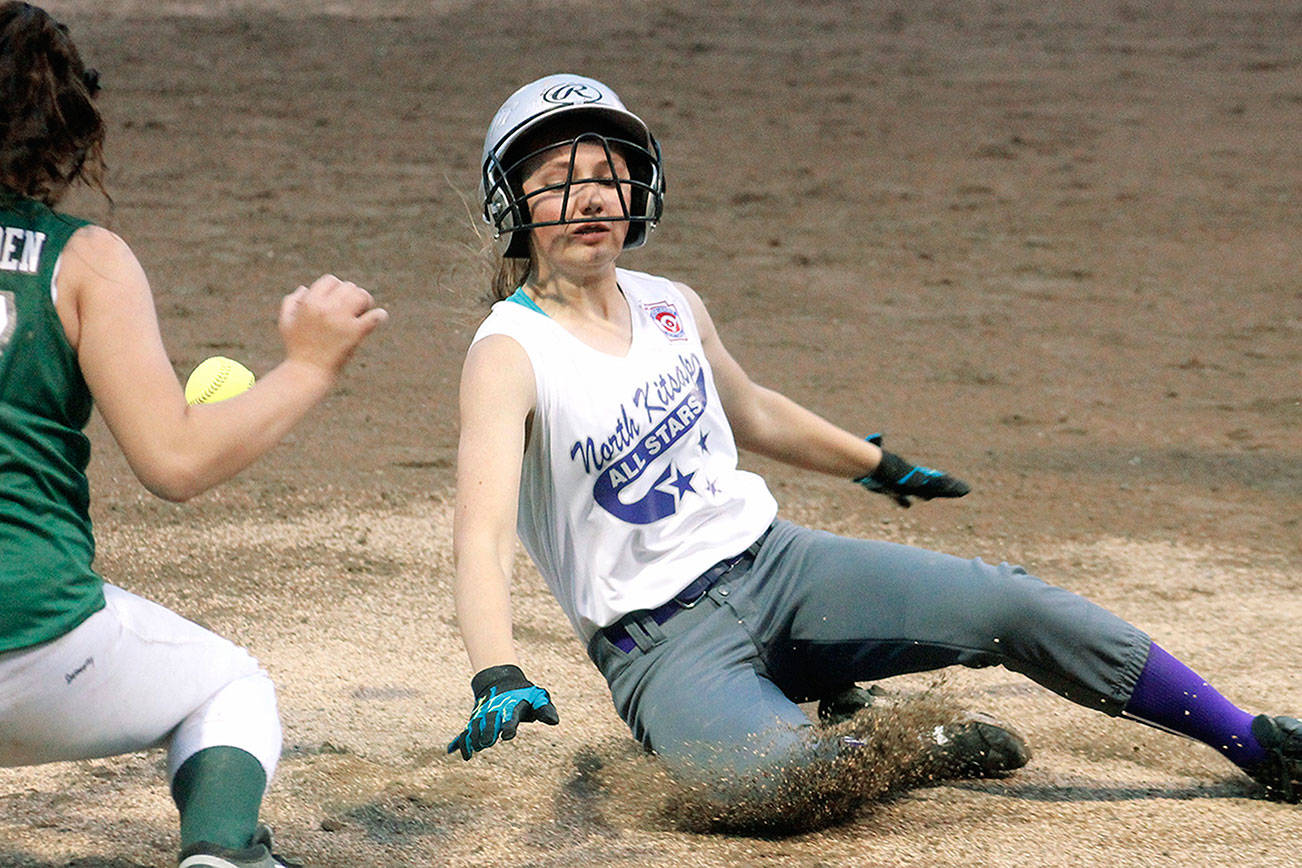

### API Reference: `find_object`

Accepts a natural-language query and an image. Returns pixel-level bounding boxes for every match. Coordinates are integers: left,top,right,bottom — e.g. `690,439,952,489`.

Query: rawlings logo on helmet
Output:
542,82,604,106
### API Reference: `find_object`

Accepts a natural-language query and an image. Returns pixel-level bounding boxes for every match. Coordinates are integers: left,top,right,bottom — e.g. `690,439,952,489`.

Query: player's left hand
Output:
854,434,970,508
447,664,559,760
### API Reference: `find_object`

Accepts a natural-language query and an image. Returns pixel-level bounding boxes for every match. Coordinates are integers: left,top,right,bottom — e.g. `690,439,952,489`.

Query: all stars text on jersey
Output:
602,384,706,488
569,353,705,476
592,366,709,524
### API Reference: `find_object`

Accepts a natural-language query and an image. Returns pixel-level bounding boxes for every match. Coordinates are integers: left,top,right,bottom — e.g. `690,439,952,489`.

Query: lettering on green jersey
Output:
0,290,13,352
0,226,47,275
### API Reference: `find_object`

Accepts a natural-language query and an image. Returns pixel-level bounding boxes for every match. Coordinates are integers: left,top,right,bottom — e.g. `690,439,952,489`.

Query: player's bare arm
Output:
679,280,882,475
448,335,560,760
452,334,535,671
61,225,385,501
681,280,969,507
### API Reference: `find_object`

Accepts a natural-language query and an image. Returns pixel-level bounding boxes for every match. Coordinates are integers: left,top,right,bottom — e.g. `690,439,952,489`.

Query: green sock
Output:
171,746,268,850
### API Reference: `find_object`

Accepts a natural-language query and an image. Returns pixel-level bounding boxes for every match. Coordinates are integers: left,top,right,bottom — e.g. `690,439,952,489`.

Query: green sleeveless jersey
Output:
0,195,103,651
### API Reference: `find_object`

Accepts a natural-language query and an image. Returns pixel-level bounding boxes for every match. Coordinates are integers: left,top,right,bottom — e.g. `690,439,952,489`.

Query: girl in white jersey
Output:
449,73,1301,818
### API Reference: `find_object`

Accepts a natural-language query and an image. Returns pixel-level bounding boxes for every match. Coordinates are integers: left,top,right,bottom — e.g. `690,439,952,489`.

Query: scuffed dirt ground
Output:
2,1,1299,865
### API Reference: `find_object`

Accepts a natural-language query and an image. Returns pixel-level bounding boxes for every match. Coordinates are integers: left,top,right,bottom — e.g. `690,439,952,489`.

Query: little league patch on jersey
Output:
643,300,687,342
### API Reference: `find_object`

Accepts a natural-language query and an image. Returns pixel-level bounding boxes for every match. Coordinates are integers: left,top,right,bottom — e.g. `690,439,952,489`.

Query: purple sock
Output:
1124,642,1265,769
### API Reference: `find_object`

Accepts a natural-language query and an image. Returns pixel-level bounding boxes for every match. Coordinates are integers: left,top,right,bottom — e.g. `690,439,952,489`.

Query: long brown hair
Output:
0,2,106,206
490,255,530,303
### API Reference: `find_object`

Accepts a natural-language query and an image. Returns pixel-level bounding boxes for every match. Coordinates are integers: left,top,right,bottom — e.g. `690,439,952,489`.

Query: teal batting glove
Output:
855,433,971,508
447,664,559,760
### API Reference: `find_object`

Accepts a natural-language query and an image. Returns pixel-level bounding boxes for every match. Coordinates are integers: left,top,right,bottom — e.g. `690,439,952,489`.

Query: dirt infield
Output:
2,1,1299,865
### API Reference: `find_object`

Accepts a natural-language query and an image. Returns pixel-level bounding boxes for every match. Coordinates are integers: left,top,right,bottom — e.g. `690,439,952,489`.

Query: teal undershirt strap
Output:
171,746,267,850
506,285,548,317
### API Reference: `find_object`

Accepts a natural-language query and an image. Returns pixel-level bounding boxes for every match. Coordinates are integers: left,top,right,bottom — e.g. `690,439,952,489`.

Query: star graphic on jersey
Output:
669,467,696,499
705,477,719,496
697,431,710,453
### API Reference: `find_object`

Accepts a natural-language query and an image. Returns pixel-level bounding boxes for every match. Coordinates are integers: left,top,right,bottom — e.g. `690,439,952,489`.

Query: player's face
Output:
521,139,632,273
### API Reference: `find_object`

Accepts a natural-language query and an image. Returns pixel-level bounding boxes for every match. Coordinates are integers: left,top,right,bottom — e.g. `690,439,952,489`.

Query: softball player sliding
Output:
0,5,385,867
448,72,1301,812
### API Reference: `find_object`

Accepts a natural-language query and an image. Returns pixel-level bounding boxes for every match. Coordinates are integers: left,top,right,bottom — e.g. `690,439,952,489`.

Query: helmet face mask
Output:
481,75,664,259
488,130,660,252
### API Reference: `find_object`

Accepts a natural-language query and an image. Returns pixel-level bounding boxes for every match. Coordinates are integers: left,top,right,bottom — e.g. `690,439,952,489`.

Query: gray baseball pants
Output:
587,519,1151,783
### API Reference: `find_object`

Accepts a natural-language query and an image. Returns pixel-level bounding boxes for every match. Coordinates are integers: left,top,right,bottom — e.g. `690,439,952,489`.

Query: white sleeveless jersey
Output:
470,268,778,642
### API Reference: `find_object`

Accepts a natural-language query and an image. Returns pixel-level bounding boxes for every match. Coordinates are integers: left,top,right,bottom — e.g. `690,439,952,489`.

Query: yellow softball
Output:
184,356,256,405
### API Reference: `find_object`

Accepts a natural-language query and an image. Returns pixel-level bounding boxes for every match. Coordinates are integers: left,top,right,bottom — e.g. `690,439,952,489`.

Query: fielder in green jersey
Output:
0,5,387,867
0,195,99,651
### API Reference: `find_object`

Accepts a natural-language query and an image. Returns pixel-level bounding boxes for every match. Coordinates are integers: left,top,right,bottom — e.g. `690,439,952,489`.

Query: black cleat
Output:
926,712,1032,779
817,683,884,724
1246,714,1302,803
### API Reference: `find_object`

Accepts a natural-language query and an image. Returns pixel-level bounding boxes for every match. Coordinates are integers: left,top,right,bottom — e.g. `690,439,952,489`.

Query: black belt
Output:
602,526,771,653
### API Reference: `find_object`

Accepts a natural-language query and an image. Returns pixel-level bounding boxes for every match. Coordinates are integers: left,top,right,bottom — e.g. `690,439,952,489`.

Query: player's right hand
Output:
447,664,559,760
278,273,387,377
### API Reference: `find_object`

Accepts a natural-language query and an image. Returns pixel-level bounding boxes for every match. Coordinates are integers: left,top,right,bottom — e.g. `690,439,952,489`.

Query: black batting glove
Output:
854,433,971,508
447,664,559,761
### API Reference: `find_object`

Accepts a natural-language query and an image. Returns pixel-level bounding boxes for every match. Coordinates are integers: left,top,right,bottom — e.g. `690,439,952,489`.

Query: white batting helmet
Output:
480,73,664,258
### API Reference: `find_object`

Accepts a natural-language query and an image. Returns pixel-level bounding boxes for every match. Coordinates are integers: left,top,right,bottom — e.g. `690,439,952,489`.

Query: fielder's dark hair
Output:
0,1,106,206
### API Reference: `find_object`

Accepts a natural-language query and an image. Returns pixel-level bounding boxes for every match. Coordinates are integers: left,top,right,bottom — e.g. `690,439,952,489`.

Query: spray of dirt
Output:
560,692,976,837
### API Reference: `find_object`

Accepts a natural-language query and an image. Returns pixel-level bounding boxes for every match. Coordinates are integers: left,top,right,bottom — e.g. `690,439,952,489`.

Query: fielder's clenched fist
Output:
279,273,388,377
